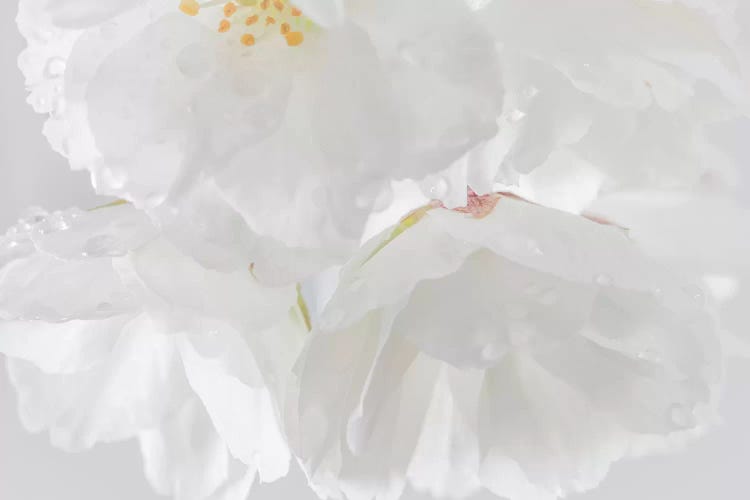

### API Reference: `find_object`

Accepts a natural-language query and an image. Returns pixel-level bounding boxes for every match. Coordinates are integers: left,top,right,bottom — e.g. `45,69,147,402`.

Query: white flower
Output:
17,0,503,283
0,203,309,499
290,193,721,500
433,0,750,208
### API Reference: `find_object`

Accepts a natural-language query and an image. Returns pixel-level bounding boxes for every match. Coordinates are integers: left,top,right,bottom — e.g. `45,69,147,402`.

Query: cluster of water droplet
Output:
0,206,149,323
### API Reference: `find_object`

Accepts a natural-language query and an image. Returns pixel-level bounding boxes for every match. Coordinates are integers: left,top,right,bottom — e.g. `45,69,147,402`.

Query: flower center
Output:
179,0,312,47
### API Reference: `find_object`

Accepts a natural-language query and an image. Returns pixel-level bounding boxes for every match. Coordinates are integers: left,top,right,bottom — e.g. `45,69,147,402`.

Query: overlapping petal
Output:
17,0,503,282
291,194,722,500
0,203,308,498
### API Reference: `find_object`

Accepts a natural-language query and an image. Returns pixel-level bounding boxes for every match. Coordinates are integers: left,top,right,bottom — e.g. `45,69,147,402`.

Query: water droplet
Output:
482,343,503,362
682,284,706,305
44,57,67,78
523,86,539,99
595,273,613,287
421,177,448,199
508,109,527,122
47,212,71,232
636,349,662,363
82,234,119,258
527,239,544,256
669,403,695,429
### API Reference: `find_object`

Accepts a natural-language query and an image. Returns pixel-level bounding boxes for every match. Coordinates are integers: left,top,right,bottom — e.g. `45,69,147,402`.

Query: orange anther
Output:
218,19,231,32
179,0,200,16
285,31,304,46
241,34,256,46
280,22,291,34
273,0,284,11
223,2,237,17
260,0,270,9
265,16,276,25
290,6,302,16
245,14,259,25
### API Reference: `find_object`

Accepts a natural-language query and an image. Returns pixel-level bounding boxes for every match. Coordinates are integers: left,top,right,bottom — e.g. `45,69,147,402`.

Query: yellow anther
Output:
224,2,238,17
241,33,256,46
285,31,304,46
179,0,200,16
179,0,307,47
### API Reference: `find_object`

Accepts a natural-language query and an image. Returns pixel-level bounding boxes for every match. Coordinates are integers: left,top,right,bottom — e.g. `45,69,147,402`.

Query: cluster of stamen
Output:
179,0,309,47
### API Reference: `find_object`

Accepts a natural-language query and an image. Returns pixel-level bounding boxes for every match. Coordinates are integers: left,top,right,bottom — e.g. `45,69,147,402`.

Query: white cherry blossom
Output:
17,0,503,283
432,0,750,208
291,192,722,500
0,202,309,500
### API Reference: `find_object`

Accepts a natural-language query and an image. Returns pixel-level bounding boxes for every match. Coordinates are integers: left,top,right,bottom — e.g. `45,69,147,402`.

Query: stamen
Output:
179,0,200,16
179,0,311,48
285,31,304,46
224,2,238,17
218,19,231,32
241,34,256,46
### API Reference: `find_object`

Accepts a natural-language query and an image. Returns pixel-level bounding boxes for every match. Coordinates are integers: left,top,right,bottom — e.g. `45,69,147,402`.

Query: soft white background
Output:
1,2,749,499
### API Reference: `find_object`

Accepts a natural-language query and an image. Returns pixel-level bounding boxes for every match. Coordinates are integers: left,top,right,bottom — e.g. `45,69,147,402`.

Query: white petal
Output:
179,331,291,483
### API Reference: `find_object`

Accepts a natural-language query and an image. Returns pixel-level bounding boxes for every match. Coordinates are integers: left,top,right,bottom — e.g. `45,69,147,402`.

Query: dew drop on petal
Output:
44,57,67,78
527,239,544,256
669,403,696,429
682,284,706,305
82,234,119,258
508,109,527,123
482,342,504,362
421,177,448,199
595,273,613,287
636,349,662,363
523,86,539,99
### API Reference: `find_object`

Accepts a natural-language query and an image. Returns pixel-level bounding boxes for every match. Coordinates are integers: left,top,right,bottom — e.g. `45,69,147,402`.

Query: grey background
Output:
1,2,749,499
